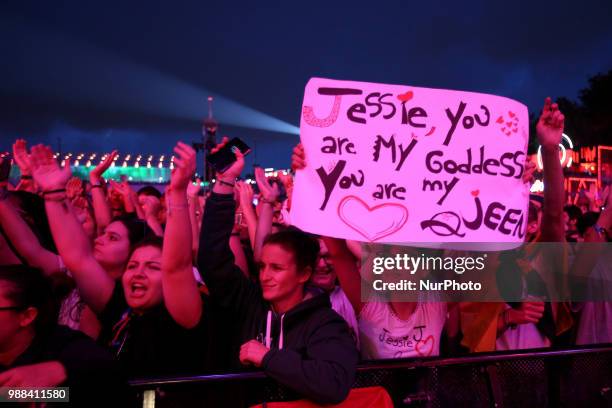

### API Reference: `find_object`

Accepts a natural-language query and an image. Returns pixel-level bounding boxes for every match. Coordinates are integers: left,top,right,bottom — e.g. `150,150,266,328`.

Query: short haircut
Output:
137,186,162,199
263,227,320,274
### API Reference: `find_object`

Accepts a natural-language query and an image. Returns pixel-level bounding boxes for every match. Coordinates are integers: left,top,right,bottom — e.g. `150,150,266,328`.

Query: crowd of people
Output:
0,98,610,406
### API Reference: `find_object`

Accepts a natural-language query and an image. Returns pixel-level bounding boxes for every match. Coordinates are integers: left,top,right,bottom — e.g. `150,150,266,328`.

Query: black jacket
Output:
198,193,358,405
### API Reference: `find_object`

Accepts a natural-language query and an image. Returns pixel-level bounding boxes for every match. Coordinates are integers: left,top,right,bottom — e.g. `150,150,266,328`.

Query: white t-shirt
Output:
495,249,552,351
58,288,85,330
496,304,551,351
329,286,360,349
358,297,446,360
56,256,84,329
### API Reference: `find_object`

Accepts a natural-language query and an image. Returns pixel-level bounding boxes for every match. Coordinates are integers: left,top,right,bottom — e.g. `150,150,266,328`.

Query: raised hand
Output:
235,180,254,208
211,136,244,181
108,179,131,198
90,150,117,184
141,195,161,219
12,139,32,176
29,144,71,192
187,177,202,198
522,160,537,184
255,167,279,203
291,143,306,171
66,176,84,200
171,141,197,191
536,97,564,148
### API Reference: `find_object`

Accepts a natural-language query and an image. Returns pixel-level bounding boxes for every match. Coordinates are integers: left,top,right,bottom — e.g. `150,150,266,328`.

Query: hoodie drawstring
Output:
265,310,272,348
279,314,285,350
264,310,285,350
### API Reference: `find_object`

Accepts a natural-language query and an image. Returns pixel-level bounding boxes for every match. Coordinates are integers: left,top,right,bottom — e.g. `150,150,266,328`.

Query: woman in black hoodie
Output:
198,138,358,405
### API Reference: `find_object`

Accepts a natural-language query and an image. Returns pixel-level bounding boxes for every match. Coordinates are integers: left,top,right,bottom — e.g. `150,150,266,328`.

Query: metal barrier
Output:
129,345,612,407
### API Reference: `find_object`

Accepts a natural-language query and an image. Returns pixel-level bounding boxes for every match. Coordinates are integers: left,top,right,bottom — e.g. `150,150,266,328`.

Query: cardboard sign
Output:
291,78,529,244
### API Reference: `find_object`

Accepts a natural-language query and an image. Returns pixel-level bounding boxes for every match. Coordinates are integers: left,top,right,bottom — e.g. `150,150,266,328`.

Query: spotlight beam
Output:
0,16,299,135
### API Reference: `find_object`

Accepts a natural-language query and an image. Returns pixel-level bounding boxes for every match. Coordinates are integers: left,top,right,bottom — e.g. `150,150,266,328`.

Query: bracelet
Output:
20,175,32,180
259,196,277,205
91,184,103,189
42,188,66,196
218,179,235,188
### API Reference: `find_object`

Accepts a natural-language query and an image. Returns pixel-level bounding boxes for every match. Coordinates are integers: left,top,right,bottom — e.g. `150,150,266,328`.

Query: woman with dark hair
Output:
28,142,214,377
0,265,133,407
198,138,358,405
0,161,153,338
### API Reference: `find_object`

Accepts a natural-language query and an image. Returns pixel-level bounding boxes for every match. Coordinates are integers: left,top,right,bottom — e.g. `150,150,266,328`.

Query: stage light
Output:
537,133,574,170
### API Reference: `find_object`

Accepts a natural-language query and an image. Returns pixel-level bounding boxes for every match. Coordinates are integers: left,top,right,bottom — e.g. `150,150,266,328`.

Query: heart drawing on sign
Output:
397,90,414,102
496,111,519,136
337,196,408,242
415,335,435,357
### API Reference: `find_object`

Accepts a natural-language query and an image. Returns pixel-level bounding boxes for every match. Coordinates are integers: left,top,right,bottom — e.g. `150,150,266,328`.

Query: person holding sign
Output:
291,145,449,359
198,138,358,405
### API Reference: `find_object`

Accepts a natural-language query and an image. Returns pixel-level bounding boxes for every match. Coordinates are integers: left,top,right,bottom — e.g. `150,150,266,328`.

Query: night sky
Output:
1,0,611,170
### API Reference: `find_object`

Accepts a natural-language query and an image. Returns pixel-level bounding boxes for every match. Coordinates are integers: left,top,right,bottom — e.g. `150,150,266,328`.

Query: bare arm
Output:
537,98,565,242
236,181,257,249
0,196,60,275
187,179,202,260
29,144,114,314
254,167,279,262
322,237,364,314
89,151,116,233
12,139,37,194
161,142,202,329
141,195,164,237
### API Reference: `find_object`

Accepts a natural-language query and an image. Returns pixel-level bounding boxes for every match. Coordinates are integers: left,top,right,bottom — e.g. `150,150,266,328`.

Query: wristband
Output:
259,196,277,205
20,175,33,180
91,184,103,189
42,188,67,195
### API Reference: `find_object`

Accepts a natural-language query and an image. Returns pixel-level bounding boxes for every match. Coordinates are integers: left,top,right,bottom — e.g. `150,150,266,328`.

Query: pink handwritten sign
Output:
291,78,529,244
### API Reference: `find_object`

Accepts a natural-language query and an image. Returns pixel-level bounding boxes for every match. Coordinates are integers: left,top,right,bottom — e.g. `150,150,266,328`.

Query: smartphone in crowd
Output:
207,137,251,173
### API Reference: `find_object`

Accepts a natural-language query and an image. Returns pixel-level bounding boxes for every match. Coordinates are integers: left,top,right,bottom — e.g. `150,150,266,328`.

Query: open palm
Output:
30,145,71,192
12,139,32,175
